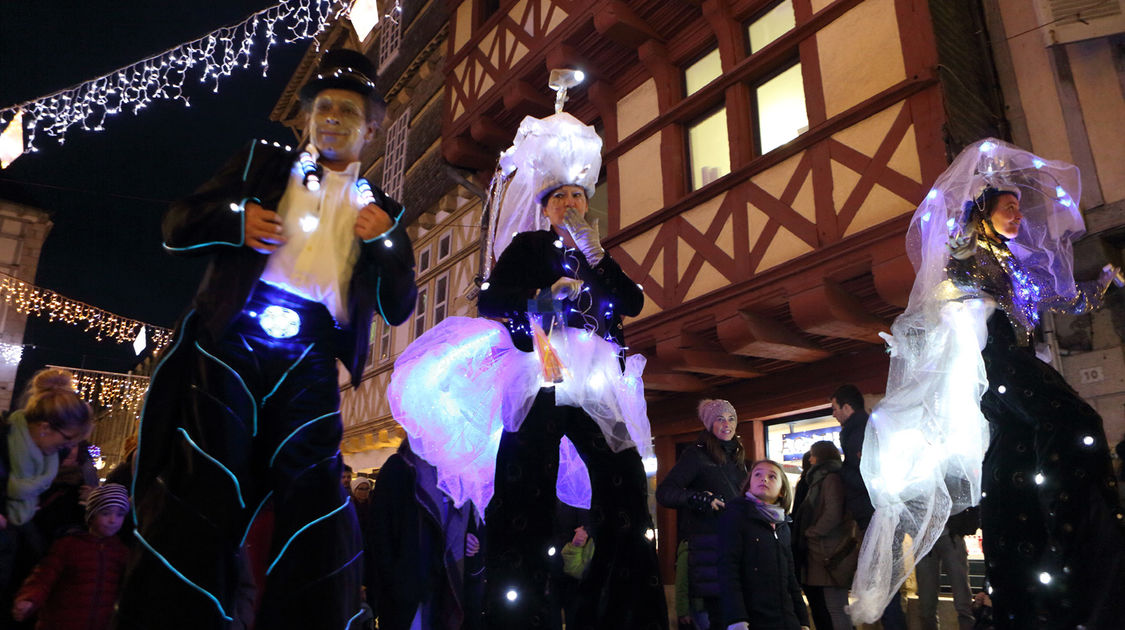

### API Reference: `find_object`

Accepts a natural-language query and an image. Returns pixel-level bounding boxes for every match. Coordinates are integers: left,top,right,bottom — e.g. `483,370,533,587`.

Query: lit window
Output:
413,287,428,339
754,63,807,154
433,274,449,326
381,108,411,203
684,48,721,97
747,0,796,54
687,107,731,190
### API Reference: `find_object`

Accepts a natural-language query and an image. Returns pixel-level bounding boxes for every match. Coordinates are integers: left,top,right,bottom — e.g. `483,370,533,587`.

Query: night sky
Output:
0,2,311,405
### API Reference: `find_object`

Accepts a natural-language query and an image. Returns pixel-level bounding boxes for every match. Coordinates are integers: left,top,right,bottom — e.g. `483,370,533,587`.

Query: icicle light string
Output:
49,365,150,411
0,272,173,350
0,0,342,154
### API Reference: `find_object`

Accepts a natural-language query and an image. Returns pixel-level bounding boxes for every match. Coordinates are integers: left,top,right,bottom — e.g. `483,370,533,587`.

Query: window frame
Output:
749,58,807,157
413,286,429,340
684,104,732,192
381,108,411,203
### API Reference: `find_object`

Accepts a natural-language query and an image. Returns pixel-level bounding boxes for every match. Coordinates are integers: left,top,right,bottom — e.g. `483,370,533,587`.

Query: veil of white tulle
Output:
387,316,652,518
847,139,1084,622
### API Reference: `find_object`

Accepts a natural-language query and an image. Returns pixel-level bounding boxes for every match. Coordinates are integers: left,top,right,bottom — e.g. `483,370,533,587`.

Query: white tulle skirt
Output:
387,316,652,515
848,297,992,623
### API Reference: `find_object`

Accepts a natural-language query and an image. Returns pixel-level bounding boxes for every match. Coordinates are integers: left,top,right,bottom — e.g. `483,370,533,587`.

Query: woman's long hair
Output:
699,428,746,472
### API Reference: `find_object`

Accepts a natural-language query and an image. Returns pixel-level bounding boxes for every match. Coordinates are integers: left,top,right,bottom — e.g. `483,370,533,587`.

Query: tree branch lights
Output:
0,0,342,163
50,365,149,411
0,272,173,350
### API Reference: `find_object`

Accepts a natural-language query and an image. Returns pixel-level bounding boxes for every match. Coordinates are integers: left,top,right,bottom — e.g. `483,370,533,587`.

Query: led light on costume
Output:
259,305,301,339
298,150,322,192
356,178,376,206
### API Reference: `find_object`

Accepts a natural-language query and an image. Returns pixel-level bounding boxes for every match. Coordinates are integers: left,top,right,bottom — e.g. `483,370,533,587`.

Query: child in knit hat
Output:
12,483,130,629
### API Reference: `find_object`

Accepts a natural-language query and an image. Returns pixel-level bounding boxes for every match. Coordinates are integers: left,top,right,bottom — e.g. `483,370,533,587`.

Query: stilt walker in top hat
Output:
114,49,416,630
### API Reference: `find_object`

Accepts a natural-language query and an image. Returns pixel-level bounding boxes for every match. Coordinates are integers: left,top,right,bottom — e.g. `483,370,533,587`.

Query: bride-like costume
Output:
849,139,1123,628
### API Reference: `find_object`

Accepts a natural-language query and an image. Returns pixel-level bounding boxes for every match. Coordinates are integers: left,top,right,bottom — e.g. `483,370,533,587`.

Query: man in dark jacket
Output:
116,49,416,630
831,384,905,630
366,440,483,630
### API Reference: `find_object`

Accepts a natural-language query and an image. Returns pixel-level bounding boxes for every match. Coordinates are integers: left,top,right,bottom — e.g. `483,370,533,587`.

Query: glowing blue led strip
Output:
269,411,339,468
242,139,257,182
361,204,405,244
162,198,250,252
267,497,351,575
177,428,245,509
344,609,365,630
134,530,234,622
194,341,259,436
131,311,194,527
262,342,315,405
375,276,389,326
240,490,274,547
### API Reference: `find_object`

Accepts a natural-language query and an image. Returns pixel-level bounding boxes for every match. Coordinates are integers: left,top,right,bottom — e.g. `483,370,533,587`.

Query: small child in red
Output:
11,483,130,630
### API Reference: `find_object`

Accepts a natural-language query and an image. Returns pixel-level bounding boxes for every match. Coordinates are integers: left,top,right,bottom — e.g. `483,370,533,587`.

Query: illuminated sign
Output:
780,426,842,461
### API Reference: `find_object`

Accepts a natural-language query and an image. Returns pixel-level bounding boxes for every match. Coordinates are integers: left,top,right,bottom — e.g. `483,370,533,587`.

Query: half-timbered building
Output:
440,0,1007,575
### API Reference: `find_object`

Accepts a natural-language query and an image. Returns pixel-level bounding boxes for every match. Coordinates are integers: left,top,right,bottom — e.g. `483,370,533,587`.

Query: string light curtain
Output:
0,0,341,162
0,272,173,350
51,365,150,411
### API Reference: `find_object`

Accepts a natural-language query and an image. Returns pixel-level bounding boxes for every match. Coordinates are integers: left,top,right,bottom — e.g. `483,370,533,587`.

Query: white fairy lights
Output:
0,0,341,163
0,272,173,350
49,365,150,412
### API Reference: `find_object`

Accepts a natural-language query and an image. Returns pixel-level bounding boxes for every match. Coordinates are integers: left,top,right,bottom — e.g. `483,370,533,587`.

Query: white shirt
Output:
260,159,364,324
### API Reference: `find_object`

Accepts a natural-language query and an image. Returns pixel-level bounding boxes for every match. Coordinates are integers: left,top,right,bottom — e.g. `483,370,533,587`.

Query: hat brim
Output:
299,77,384,106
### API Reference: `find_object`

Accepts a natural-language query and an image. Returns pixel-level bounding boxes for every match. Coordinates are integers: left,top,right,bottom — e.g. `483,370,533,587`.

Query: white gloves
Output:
563,207,605,266
547,277,584,301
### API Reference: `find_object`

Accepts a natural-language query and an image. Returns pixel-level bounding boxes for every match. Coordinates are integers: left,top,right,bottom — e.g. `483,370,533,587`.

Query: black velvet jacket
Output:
476,228,643,353
163,140,417,386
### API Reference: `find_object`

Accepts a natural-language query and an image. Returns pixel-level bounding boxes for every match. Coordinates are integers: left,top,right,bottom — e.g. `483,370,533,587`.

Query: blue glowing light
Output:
383,238,393,248
298,151,320,192
921,212,931,223
260,305,301,339
926,189,938,201
554,240,563,249
356,178,375,206
979,141,996,153
1033,158,1045,169
1008,262,1042,328
1055,186,1066,198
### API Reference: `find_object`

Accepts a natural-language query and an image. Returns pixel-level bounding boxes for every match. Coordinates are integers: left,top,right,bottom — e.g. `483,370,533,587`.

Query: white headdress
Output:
483,112,602,274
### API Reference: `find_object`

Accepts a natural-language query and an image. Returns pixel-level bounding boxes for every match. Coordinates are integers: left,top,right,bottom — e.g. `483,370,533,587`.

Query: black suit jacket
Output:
163,139,417,386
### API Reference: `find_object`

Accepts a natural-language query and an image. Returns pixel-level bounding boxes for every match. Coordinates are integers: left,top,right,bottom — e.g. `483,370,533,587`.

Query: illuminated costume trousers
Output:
116,284,363,630
484,388,667,630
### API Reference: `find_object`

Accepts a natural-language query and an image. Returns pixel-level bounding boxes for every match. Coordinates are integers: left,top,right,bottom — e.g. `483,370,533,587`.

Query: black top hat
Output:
299,49,383,104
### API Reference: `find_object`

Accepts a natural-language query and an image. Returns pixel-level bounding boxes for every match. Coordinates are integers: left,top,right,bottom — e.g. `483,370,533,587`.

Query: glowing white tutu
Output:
388,316,652,515
848,298,991,622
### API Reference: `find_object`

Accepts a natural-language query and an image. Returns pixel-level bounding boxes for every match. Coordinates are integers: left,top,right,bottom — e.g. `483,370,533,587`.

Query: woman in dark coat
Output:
656,399,746,627
793,441,855,630
719,459,809,630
